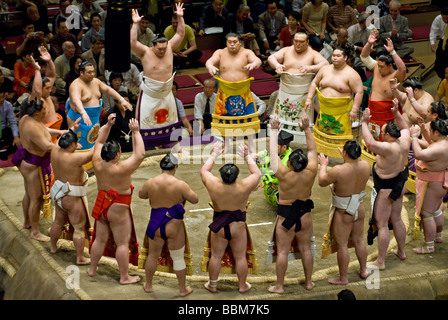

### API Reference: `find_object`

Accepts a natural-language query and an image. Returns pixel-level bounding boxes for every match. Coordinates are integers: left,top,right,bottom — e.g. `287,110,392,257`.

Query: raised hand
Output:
269,115,281,130
129,118,140,132
38,46,51,62
361,108,371,123
131,9,143,24
368,30,377,44
384,37,394,53
318,153,329,166
212,141,224,156
299,113,310,130
174,2,184,17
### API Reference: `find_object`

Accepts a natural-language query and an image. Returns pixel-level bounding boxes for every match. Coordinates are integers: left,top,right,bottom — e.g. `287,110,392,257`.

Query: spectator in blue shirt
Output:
0,87,20,160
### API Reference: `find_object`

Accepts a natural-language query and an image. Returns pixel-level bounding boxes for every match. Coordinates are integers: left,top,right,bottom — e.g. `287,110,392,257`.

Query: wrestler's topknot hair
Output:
430,101,448,120
289,149,308,172
24,98,43,116
101,140,120,162
343,140,361,159
58,129,78,149
402,77,423,90
160,153,178,171
219,163,239,184
385,122,401,138
430,118,448,136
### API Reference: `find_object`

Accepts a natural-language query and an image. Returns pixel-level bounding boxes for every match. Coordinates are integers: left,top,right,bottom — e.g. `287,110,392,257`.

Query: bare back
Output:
51,147,91,186
419,139,448,172
331,160,371,197
375,139,409,179
276,165,317,205
205,178,255,212
93,160,134,195
401,91,434,126
19,115,53,157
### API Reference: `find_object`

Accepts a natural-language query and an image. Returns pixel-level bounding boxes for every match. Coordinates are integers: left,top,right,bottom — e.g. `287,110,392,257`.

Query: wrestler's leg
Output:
207,229,228,292
19,162,48,241
372,189,392,267
144,233,164,293
295,212,314,290
389,196,407,259
229,221,250,293
49,203,69,253
270,216,296,294
88,218,110,277
421,182,445,243
63,196,90,265
351,204,368,278
108,204,141,284
165,220,193,297
328,209,353,285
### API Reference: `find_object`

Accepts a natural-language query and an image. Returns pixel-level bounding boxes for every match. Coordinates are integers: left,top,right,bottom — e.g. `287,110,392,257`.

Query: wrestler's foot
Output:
204,281,217,293
239,282,251,293
179,286,193,297
413,245,435,254
76,257,90,265
87,266,98,277
22,224,31,230
358,269,368,279
368,260,386,270
435,232,443,243
328,277,349,285
143,283,153,293
267,285,284,294
304,282,315,291
391,249,406,260
30,232,50,242
120,275,141,285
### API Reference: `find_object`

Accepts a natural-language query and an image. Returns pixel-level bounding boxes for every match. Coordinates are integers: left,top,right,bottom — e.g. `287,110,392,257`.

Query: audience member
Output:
13,50,35,98
0,69,14,102
81,34,106,82
102,72,128,112
130,14,154,69
231,4,261,56
279,11,305,49
81,12,105,52
435,66,448,103
100,90,136,152
64,55,83,91
172,81,193,137
49,20,82,59
194,78,217,135
378,0,414,58
54,41,77,97
16,21,48,58
164,14,202,69
302,0,331,50
161,0,194,31
0,87,20,161
52,0,88,41
327,0,358,33
78,0,104,25
25,4,52,41
378,0,391,17
198,0,234,39
257,0,287,52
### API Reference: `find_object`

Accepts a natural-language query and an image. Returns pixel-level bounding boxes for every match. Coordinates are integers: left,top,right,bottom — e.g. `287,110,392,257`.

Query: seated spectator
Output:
16,21,48,58
78,0,104,26
130,14,154,70
378,0,391,17
301,0,331,50
378,0,413,58
102,72,127,112
172,81,193,138
194,78,217,135
198,0,233,39
50,20,82,59
431,7,448,80
327,0,357,33
100,90,135,153
81,34,106,82
161,0,194,31
231,4,261,56
0,69,14,103
164,14,203,69
13,50,35,98
54,41,77,98
25,4,52,41
257,0,287,52
81,12,105,52
52,0,88,41
279,11,305,48
0,87,20,161
64,55,83,92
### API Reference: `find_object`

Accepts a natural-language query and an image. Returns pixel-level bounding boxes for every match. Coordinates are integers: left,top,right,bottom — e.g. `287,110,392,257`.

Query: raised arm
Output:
99,81,133,111
361,30,377,70
28,55,42,102
405,87,433,117
200,141,224,186
39,46,55,85
300,114,317,171
93,113,115,161
244,49,262,71
238,143,262,189
384,37,406,82
389,78,407,106
317,153,337,187
267,48,286,74
205,50,221,76
361,108,391,155
167,3,186,51
120,118,145,172
130,9,148,58
269,115,282,175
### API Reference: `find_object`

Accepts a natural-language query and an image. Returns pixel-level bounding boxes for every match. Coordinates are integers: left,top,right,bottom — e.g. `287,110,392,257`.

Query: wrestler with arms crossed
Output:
139,154,198,297
87,114,145,284
361,101,411,269
268,114,317,292
318,140,370,284
201,142,261,293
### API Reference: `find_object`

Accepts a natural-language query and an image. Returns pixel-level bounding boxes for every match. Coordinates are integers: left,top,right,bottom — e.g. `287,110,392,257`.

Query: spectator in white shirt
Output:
433,7,448,80
194,78,217,135
430,9,448,52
